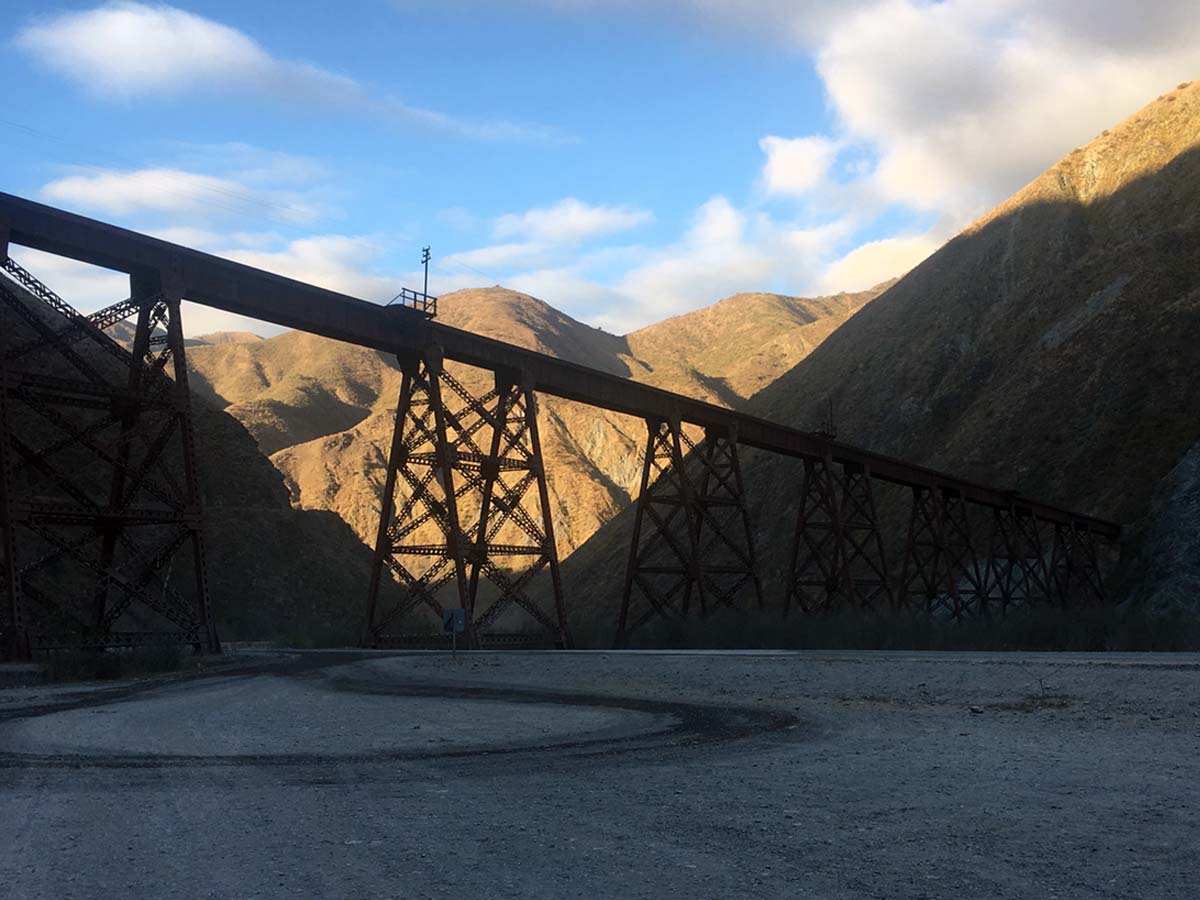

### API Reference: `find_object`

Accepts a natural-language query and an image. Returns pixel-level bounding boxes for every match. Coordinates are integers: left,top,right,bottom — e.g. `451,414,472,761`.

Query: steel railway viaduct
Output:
0,193,1118,659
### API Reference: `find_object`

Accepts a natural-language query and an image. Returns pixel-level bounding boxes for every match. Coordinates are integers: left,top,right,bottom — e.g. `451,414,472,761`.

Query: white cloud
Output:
5,246,286,336
506,268,629,318
499,0,1200,226
16,2,273,97
820,233,940,293
15,2,561,142
445,242,549,271
603,197,810,330
434,0,872,46
816,0,1200,219
221,235,401,303
494,198,653,243
40,168,324,225
759,136,840,196
7,249,130,311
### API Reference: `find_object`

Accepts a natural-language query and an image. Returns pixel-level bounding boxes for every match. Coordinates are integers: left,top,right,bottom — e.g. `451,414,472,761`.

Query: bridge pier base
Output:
362,349,571,649
614,418,761,647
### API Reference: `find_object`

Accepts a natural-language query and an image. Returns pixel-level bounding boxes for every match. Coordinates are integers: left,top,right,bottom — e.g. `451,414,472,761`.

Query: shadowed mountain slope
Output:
0,274,388,647
557,80,1200,636
750,80,1200,524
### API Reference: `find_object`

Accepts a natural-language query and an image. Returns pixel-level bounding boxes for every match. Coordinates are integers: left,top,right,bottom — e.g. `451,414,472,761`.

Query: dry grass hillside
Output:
188,285,879,557
625,287,889,405
558,80,1200,637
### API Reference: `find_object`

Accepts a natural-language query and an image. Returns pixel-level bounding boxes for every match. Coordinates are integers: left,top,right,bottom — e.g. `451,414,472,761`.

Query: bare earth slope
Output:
189,285,877,556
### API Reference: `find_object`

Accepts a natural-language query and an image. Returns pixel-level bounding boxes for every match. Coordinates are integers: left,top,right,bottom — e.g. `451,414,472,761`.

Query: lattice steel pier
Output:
0,245,217,659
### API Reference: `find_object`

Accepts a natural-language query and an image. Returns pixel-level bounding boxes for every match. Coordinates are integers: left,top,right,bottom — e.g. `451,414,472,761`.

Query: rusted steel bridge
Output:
0,193,1119,659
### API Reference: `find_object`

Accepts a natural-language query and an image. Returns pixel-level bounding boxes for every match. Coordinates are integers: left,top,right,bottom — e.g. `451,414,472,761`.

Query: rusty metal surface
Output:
362,350,570,650
615,420,762,646
0,257,216,658
0,192,1119,537
0,193,1124,655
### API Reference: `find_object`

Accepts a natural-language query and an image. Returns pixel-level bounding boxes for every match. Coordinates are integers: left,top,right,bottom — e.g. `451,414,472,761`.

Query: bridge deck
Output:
0,192,1118,537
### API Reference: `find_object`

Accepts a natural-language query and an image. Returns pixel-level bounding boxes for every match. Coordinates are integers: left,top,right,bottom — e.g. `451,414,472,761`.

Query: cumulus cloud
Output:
500,0,1200,224
817,0,1200,218
494,198,653,243
16,2,277,97
15,2,561,141
221,235,401,302
5,245,283,336
598,197,831,330
820,233,941,294
758,136,840,196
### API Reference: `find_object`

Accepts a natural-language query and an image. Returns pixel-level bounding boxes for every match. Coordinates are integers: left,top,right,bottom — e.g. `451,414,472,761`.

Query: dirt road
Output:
1,650,1196,899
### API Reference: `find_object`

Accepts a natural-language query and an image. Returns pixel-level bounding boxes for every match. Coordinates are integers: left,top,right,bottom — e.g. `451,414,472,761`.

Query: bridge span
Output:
0,192,1118,657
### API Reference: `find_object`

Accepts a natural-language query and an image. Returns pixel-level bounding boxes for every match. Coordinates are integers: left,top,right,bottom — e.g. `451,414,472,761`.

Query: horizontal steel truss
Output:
363,348,571,649
0,256,217,660
614,418,763,646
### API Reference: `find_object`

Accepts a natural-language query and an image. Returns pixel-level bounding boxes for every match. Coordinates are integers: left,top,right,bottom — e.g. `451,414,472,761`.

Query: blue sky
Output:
3,1,1197,335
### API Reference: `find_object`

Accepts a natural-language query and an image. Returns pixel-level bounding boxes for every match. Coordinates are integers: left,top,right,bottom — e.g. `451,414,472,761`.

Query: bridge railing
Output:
385,287,437,318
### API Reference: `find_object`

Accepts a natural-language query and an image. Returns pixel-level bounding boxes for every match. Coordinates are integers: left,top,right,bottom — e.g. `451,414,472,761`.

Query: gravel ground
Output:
0,649,1197,899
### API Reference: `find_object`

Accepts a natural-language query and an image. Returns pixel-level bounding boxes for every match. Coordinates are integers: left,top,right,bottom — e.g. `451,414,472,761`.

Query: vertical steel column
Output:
836,464,893,611
786,453,846,613
423,348,473,644
459,373,571,647
694,424,763,611
902,485,956,615
361,348,472,645
938,492,985,618
671,416,705,618
0,353,26,661
0,226,18,660
92,280,154,631
522,381,572,648
465,372,514,634
982,507,1019,614
362,358,415,645
1011,509,1052,605
615,420,659,647
1077,528,1107,605
1048,523,1106,607
162,282,218,654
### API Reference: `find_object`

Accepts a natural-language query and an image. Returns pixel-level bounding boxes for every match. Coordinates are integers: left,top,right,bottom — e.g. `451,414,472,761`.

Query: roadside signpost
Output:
443,608,465,660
